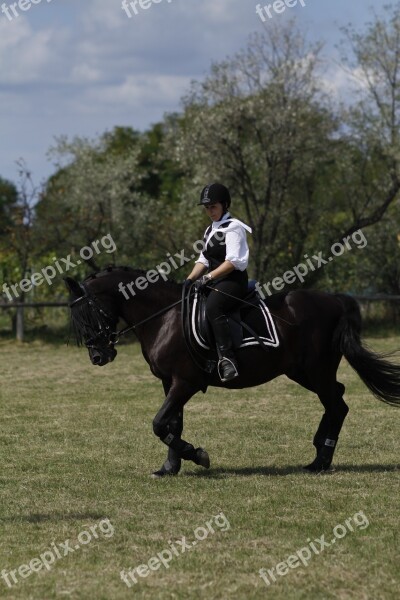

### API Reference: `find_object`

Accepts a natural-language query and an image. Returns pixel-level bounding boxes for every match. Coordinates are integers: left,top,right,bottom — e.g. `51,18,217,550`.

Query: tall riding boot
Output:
211,315,239,382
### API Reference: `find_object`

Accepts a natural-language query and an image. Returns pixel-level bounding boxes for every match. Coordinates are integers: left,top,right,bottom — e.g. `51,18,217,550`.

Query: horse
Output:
64,266,400,478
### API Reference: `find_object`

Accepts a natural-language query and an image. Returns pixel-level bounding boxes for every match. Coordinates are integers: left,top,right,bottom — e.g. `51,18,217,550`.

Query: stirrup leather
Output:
217,357,239,382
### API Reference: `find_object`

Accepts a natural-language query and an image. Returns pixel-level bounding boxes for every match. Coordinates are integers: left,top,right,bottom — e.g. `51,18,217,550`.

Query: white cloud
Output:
0,18,68,84
70,63,102,84
194,0,239,24
320,62,370,103
0,0,381,186
71,74,191,116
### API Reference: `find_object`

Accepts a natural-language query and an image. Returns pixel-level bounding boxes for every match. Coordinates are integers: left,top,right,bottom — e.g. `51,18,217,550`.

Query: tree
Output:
173,21,339,280
35,133,142,270
335,4,400,241
0,176,18,234
0,163,38,340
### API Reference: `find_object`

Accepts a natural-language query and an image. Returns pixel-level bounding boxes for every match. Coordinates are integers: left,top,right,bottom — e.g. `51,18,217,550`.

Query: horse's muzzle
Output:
89,347,117,366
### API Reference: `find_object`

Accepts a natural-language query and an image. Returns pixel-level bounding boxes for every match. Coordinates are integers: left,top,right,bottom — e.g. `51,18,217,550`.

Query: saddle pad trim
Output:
191,293,279,350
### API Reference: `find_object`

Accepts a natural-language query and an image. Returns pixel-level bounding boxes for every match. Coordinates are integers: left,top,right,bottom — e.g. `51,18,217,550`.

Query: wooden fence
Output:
0,295,399,342
0,302,68,342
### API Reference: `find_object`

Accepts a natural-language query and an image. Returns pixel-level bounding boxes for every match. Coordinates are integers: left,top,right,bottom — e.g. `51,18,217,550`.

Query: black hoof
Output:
194,448,210,469
303,458,333,473
151,468,179,479
151,459,181,479
151,469,178,479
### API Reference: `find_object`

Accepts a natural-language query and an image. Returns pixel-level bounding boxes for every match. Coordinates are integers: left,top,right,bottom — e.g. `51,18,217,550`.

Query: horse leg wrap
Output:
161,433,197,462
304,437,337,473
152,454,182,478
160,447,182,475
319,437,337,464
161,434,209,467
313,414,330,452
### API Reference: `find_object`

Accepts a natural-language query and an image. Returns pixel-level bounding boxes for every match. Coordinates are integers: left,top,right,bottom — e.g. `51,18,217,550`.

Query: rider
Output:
186,183,252,382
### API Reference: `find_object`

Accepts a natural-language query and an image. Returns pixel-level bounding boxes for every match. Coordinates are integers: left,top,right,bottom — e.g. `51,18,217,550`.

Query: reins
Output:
113,298,182,342
70,278,294,349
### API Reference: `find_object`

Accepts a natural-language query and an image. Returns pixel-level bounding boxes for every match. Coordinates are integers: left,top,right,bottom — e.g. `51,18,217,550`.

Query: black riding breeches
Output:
205,271,248,322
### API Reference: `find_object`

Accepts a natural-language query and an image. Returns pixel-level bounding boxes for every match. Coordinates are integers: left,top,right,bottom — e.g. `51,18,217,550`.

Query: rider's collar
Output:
211,211,231,228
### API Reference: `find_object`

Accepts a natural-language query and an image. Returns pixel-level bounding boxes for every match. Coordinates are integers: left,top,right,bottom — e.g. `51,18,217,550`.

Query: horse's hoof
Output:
151,469,178,479
195,448,210,469
303,459,333,473
151,465,180,479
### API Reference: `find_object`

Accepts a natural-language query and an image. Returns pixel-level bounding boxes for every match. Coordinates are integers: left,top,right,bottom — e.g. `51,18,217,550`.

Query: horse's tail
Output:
333,293,400,407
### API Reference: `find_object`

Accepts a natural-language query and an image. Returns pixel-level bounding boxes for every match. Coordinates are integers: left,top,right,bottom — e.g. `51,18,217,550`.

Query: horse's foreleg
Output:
152,381,209,476
153,379,182,478
152,409,183,478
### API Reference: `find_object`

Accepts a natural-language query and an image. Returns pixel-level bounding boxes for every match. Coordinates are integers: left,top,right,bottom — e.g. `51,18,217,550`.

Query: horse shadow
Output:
186,463,399,478
0,512,107,524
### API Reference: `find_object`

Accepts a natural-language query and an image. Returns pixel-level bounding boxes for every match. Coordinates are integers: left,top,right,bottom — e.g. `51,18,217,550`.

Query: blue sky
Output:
0,0,388,186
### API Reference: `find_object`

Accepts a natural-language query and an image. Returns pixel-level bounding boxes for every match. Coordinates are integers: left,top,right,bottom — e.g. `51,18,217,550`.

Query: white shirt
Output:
195,212,252,272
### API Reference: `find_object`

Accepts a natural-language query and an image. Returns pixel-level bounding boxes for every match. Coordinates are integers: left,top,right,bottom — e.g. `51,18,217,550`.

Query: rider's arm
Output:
208,260,236,280
223,227,249,271
187,261,208,281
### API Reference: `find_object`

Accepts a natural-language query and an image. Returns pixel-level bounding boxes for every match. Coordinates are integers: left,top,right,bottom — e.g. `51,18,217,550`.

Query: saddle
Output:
182,280,279,374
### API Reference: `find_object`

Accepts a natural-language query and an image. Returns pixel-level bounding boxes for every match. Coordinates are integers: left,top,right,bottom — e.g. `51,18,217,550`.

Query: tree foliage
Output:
2,7,400,310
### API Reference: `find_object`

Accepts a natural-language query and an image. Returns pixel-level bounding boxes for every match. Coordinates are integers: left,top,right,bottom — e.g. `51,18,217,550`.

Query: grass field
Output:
0,335,399,600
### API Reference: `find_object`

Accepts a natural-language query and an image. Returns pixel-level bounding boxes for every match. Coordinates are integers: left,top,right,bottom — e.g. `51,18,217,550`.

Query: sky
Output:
0,0,389,187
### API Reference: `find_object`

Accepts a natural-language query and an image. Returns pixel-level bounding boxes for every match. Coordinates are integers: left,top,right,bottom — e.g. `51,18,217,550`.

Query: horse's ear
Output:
64,277,84,299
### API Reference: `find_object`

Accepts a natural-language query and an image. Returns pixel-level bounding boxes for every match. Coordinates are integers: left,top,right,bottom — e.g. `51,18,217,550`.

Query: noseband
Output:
69,285,118,349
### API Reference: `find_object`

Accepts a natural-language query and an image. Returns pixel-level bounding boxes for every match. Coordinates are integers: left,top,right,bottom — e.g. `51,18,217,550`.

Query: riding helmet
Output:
198,183,231,208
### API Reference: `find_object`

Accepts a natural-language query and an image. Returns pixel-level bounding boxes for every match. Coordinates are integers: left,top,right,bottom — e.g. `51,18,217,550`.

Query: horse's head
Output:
64,276,118,367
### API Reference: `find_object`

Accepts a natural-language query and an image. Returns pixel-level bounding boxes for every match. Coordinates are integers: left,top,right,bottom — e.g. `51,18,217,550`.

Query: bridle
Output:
68,284,182,349
69,288,119,349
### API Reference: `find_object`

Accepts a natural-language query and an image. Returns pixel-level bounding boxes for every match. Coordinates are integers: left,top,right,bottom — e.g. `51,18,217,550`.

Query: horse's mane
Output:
83,265,182,288
83,265,136,282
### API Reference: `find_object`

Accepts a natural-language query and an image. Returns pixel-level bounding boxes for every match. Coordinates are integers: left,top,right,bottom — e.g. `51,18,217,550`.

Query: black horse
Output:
65,266,400,477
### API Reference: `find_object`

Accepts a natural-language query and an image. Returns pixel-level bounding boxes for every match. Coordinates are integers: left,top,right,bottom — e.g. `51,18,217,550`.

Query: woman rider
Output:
186,182,252,382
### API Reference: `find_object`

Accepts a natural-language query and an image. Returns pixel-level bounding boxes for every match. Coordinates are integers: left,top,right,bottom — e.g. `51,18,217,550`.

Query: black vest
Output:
202,221,232,271
202,219,248,288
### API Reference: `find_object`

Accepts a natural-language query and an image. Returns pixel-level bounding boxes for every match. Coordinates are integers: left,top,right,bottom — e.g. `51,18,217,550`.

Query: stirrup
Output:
217,357,239,382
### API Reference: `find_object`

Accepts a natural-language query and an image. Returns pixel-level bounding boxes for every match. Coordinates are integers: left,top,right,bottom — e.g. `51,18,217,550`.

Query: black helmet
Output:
198,182,231,208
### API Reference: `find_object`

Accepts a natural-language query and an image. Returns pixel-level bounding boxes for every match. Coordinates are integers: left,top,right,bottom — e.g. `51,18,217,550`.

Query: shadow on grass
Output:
0,512,108,524
185,463,399,478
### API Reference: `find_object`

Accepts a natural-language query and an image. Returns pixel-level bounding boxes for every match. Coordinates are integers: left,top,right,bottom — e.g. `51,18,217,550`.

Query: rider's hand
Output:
197,274,213,289
183,278,193,290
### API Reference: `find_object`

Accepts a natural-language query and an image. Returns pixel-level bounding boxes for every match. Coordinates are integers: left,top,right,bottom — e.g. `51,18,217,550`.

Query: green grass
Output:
0,336,399,599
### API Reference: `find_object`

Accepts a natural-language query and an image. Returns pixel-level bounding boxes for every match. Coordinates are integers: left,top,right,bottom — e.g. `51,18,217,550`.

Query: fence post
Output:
16,304,24,342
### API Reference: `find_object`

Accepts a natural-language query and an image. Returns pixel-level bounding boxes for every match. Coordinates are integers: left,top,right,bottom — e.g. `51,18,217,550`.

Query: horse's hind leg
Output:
305,381,349,472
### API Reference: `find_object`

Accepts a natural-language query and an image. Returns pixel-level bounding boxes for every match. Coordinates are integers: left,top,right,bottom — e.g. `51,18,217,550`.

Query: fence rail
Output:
0,301,69,341
353,295,400,302
0,302,68,308
0,295,399,341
